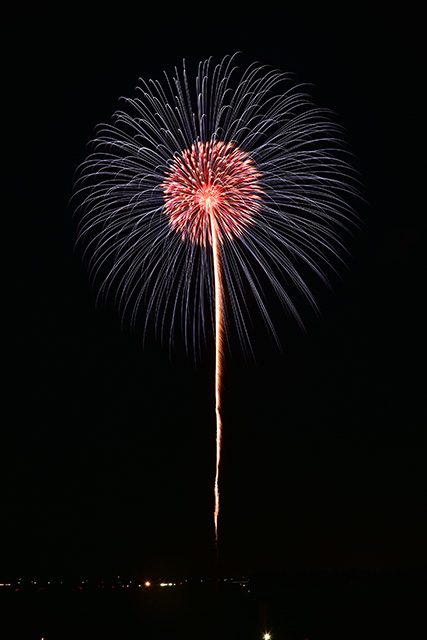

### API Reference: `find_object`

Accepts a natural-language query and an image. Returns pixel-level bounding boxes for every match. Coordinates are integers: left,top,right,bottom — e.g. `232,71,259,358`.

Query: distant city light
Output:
2,575,254,596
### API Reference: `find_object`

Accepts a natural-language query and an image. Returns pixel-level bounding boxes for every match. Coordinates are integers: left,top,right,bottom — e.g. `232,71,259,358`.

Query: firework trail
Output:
73,54,360,554
211,215,224,554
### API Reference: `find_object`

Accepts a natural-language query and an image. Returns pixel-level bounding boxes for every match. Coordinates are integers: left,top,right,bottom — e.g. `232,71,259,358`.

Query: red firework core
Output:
162,140,263,246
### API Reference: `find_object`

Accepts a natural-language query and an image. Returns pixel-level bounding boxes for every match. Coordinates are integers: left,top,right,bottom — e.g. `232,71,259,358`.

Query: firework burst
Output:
73,53,360,554
162,140,263,246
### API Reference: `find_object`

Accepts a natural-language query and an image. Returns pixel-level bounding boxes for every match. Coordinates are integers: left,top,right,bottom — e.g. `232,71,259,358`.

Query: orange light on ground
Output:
144,581,151,587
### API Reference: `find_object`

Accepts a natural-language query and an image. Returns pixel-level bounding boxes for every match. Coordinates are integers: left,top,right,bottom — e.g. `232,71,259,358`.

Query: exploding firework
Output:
73,53,360,554
162,140,263,246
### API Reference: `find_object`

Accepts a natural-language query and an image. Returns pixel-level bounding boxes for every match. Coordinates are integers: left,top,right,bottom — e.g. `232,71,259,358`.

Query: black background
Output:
4,3,424,581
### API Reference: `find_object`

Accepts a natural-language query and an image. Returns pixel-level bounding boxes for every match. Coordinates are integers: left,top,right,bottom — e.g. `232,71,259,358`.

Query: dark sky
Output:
4,4,424,579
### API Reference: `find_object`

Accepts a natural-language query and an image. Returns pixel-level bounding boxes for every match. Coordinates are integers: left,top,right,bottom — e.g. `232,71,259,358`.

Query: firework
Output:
73,53,360,553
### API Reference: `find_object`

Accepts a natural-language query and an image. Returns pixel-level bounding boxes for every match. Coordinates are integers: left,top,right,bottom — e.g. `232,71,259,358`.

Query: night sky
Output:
4,5,424,580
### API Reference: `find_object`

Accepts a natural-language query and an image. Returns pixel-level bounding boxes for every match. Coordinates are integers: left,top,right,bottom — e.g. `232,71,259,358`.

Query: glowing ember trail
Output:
162,140,263,549
210,213,225,552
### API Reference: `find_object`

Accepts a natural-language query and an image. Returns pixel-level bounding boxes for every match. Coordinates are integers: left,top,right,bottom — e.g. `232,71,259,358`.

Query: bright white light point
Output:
264,634,271,640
